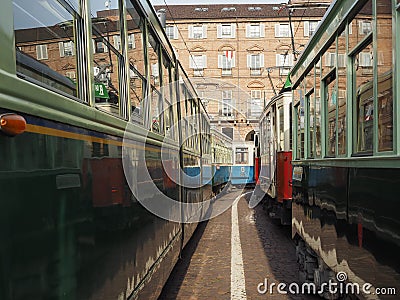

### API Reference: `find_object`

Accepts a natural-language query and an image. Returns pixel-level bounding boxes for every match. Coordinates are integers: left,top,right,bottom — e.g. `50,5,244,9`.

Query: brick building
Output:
154,3,329,141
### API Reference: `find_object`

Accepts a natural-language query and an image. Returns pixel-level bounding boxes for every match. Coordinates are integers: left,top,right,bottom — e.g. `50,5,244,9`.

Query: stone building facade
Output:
154,3,328,142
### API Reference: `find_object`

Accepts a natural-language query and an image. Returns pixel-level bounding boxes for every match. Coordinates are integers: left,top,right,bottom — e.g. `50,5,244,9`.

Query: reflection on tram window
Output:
349,0,372,51
355,44,374,153
337,30,347,156
129,66,145,125
325,71,336,157
13,0,79,98
305,69,314,158
315,60,322,157
126,0,146,77
377,0,393,152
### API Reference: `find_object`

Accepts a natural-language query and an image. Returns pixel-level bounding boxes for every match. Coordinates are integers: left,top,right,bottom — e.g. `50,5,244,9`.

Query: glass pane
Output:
278,106,284,151
325,72,337,157
126,0,146,77
314,60,321,157
337,31,347,155
295,83,305,159
129,66,145,125
349,0,372,52
13,0,79,98
94,46,121,116
355,43,374,153
305,69,314,158
322,42,336,76
377,0,393,151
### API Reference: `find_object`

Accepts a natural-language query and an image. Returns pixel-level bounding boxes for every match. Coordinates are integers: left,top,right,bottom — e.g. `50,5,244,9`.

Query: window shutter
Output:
113,35,120,50
288,54,294,66
92,39,96,53
260,54,264,68
304,21,309,37
260,24,265,37
203,55,207,68
275,24,280,37
189,25,194,38
203,25,207,38
276,54,281,67
218,54,223,68
217,25,222,38
174,26,178,39
247,54,252,68
246,24,251,37
231,24,236,38
358,21,363,34
189,55,194,68
59,42,65,57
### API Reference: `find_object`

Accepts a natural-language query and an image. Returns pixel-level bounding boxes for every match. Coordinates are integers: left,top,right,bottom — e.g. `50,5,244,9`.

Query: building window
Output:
36,44,48,60
304,21,319,37
166,25,178,39
359,20,372,35
218,50,235,76
217,23,236,38
189,54,206,76
93,38,108,53
127,34,135,49
249,90,263,117
275,23,290,37
113,35,121,50
246,23,264,38
221,90,233,117
247,53,264,76
189,24,207,39
59,41,74,57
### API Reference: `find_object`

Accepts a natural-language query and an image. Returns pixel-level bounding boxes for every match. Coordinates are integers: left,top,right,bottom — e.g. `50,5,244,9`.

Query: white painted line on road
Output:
231,191,252,300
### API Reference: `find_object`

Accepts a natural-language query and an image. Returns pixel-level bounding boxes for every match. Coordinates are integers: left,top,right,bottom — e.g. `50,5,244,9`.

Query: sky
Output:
149,0,286,5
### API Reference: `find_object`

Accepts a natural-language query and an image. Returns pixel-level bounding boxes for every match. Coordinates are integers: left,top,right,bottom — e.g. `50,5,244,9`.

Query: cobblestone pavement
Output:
158,189,319,300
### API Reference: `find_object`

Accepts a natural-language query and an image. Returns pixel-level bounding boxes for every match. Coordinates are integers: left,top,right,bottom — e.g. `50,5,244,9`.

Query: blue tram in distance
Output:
210,128,232,194
230,141,256,186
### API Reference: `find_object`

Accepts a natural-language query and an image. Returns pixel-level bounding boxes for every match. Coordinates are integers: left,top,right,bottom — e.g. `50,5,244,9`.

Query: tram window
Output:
151,87,163,134
354,43,374,153
337,31,347,156
325,71,337,157
235,147,248,164
307,91,314,158
278,106,284,151
315,59,322,157
306,68,314,158
294,86,304,159
377,0,393,152
349,0,372,52
13,0,80,99
126,0,146,77
129,66,145,125
148,31,161,89
322,42,336,76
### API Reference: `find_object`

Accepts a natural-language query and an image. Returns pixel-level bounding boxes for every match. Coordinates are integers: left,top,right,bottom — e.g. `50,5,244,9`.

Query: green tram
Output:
290,0,400,297
0,0,215,299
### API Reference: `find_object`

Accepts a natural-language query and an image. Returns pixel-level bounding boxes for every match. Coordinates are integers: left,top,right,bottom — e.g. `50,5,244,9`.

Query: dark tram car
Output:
290,0,400,298
1,1,213,300
258,90,293,225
